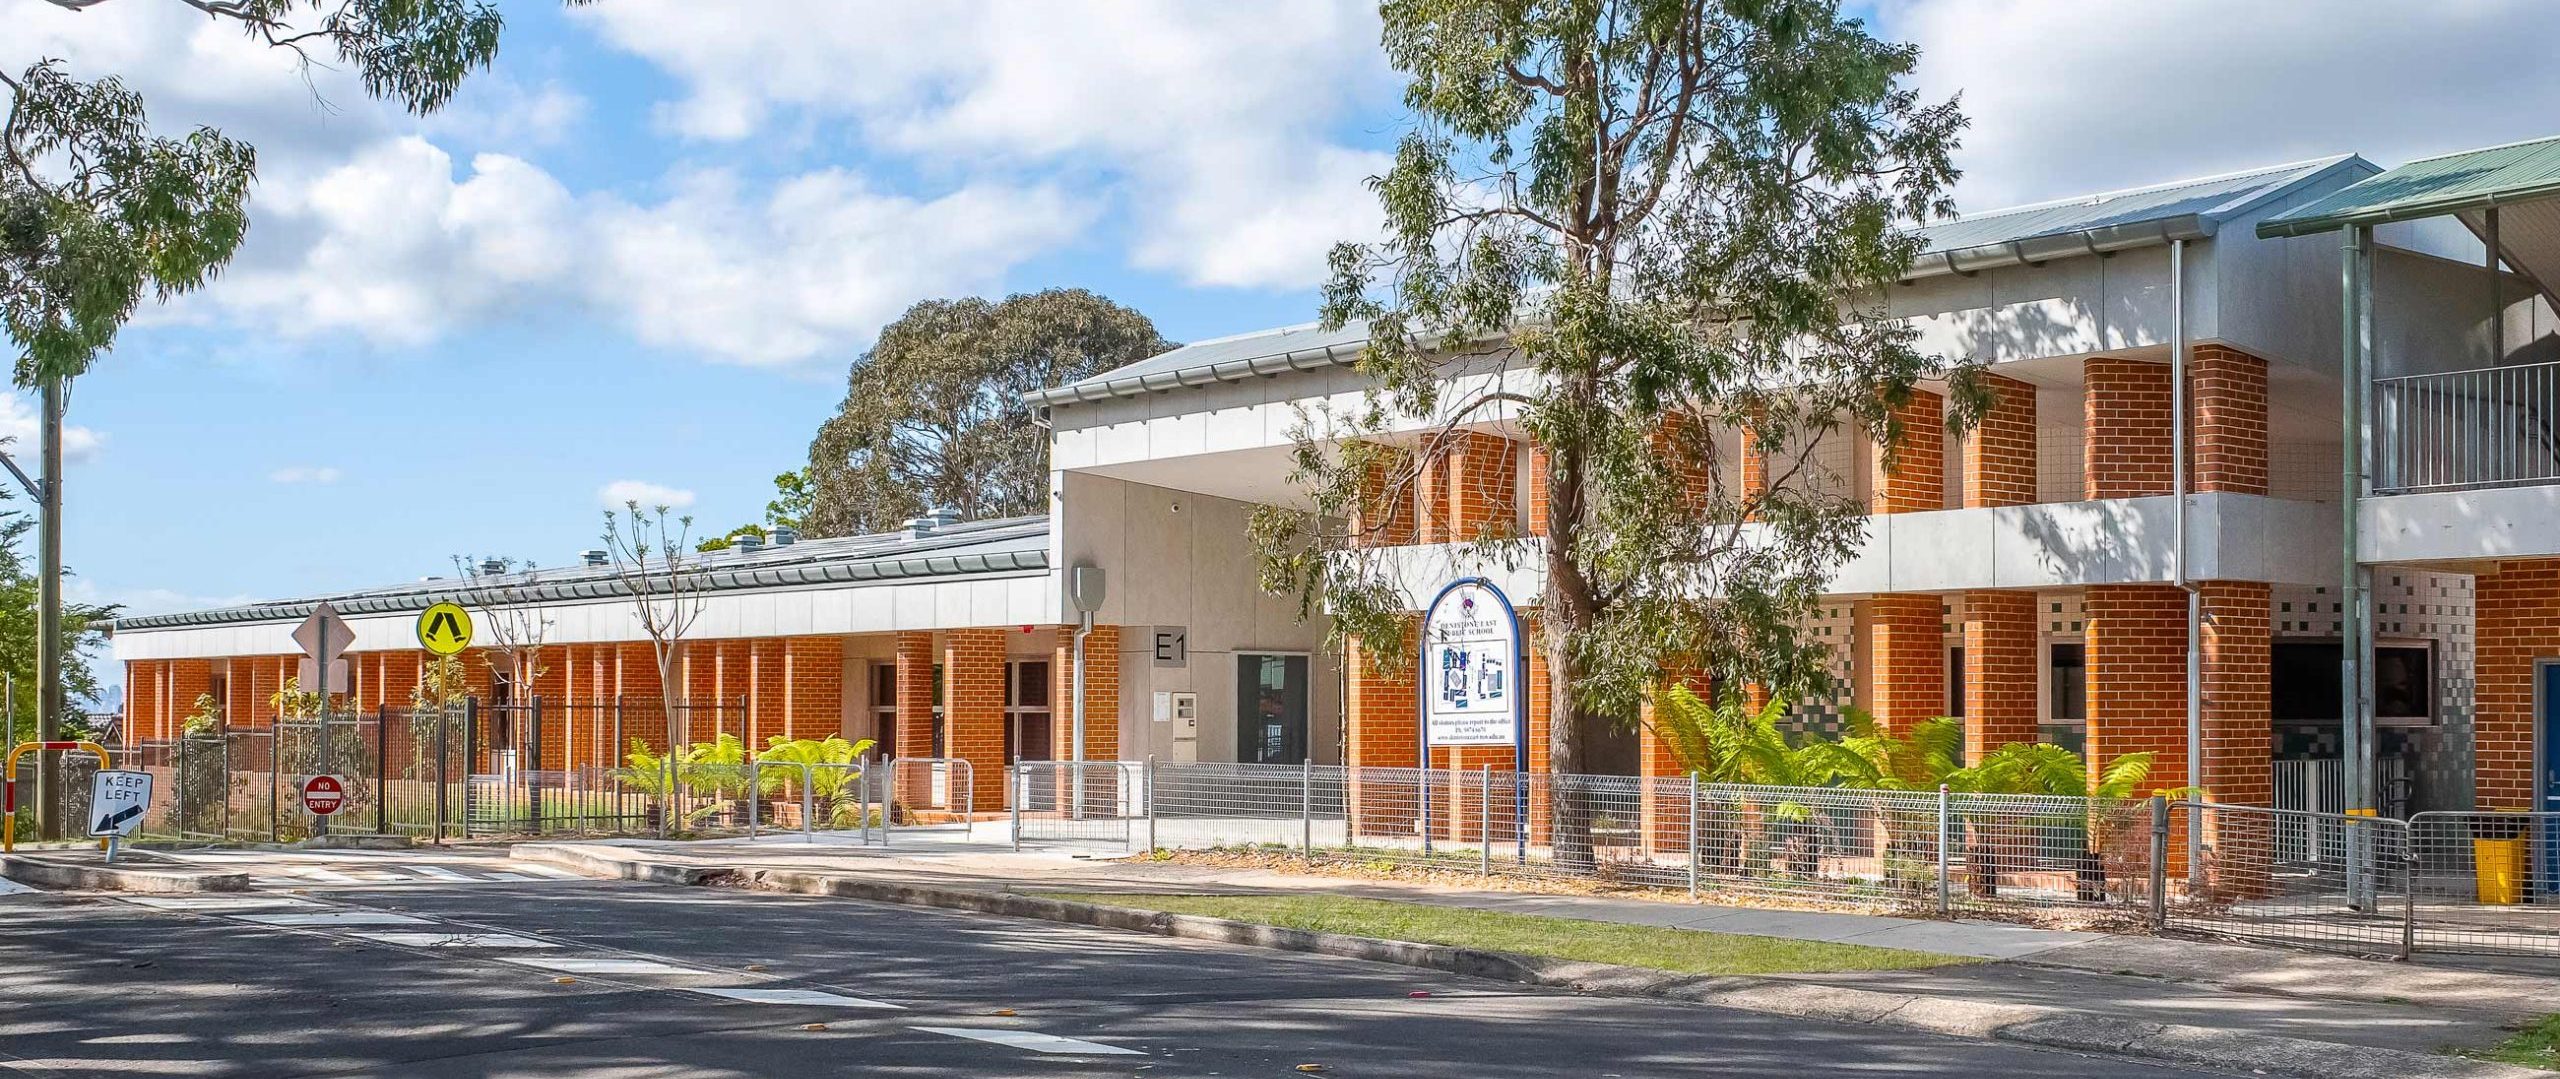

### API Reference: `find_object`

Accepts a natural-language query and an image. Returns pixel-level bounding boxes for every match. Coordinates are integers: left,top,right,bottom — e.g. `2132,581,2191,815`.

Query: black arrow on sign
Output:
93,803,142,835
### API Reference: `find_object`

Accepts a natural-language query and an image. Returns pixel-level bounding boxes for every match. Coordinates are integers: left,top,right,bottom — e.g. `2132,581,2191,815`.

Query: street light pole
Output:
34,376,63,840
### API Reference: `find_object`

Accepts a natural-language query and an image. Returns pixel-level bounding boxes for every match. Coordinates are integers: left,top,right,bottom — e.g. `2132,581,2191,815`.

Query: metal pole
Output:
527,696,543,834
2149,796,2171,930
2170,236,2204,878
1301,757,1314,859
267,726,279,843
176,734,189,837
801,763,815,843
2401,841,2418,960
1145,754,1159,855
461,697,477,840
1689,773,1701,898
1009,763,1022,851
746,760,760,839
1936,784,1953,916
434,704,449,845
314,619,332,840
33,377,60,840
1479,764,1491,876
1071,613,1091,819
375,704,389,836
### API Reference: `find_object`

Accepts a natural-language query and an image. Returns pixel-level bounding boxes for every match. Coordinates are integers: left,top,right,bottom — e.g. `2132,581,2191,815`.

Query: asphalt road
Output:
0,872,2236,1078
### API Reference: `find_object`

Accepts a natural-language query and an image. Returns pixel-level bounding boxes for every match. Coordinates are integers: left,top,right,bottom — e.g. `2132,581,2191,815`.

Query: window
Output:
869,665,899,757
1236,654,1310,765
1004,660,1052,763
2048,643,2085,722
2271,640,2434,724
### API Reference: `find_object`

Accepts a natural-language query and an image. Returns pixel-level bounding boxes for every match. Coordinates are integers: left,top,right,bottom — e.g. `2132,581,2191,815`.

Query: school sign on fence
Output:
1420,578,1525,751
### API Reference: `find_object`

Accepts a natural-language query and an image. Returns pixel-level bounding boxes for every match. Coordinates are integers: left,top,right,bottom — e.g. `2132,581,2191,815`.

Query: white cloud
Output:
268,466,343,484
1881,0,2560,212
572,0,1396,290
598,480,697,510
0,395,102,464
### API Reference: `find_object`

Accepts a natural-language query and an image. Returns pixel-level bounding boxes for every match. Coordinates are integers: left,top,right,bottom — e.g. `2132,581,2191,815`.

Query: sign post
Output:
1419,579,1527,856
293,602,353,837
87,769,152,863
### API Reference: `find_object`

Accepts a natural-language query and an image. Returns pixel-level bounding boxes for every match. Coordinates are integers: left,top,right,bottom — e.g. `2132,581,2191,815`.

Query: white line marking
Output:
296,868,365,884
0,878,36,896
910,1027,1141,1055
407,865,473,882
497,956,697,975
350,932,559,949
689,988,903,1009
236,911,428,927
478,872,541,882
121,896,320,912
509,863,582,878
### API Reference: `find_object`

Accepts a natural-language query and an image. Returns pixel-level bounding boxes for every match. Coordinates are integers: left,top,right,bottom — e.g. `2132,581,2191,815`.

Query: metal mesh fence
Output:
1012,761,1138,846
2161,802,2413,957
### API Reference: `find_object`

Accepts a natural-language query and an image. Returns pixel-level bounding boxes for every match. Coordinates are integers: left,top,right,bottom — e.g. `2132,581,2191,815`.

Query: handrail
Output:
3,740,113,852
2373,355,2560,388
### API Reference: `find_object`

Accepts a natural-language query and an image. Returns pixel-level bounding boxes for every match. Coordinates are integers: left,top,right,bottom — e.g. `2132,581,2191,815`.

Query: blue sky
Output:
21,0,2560,703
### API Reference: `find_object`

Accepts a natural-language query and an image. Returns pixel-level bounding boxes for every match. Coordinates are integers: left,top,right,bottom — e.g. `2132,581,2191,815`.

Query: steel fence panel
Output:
2162,801,2413,957
2405,810,2560,957
1011,761,1136,846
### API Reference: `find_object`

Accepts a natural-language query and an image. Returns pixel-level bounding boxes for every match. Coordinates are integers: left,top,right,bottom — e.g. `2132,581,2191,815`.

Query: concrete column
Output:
1964,375,2038,508
1961,590,2040,761
1865,594,1945,731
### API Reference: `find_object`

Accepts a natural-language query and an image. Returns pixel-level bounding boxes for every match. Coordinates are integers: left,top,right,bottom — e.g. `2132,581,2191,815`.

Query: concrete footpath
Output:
507,835,2560,1077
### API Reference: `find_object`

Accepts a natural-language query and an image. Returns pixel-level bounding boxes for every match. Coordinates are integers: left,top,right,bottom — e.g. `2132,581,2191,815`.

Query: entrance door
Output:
1237,654,1309,765
2538,660,2560,895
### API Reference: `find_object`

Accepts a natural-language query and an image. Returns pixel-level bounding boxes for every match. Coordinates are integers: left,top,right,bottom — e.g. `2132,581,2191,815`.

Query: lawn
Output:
1040,892,1970,976
2457,1014,2560,1071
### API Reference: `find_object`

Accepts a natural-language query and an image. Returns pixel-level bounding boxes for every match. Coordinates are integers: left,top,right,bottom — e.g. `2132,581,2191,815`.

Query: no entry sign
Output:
301,774,348,816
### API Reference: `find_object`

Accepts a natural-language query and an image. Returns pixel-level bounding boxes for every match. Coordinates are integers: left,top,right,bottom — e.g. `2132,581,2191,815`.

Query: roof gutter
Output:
1898,214,2217,283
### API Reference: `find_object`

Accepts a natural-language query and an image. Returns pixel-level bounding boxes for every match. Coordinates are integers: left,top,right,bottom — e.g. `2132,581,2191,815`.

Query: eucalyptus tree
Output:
1251,0,1982,862
6,0,553,835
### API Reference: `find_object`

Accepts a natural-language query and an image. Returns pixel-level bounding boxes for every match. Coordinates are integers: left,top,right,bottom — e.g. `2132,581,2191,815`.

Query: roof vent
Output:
478,558,508,577
579,549,609,567
769,526,798,547
732,533,765,556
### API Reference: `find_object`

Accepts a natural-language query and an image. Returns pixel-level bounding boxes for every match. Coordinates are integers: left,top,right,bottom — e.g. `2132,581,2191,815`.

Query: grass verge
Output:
1039,892,1970,976
2456,1014,2560,1070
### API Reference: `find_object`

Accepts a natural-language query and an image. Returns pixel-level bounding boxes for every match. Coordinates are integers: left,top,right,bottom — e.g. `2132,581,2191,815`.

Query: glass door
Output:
1236,654,1309,765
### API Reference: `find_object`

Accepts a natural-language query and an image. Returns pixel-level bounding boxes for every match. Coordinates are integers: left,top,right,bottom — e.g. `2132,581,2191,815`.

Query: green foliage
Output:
180,692,222,738
614,733,749,800
701,471,815,551
0,508,111,741
1256,0,1982,775
1646,684,2159,800
804,289,1174,537
754,735,879,827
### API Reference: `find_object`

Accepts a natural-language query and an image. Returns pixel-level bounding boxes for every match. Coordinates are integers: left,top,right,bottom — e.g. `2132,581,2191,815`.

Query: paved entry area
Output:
0,874,2228,1077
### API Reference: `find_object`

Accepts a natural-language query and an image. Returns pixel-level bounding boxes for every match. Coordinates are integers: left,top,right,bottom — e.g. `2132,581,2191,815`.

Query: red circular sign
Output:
301,774,346,816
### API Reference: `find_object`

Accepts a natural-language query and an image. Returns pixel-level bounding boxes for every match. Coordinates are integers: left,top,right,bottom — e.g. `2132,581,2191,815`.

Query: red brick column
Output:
2085,359,2175,499
2477,560,2560,810
1048,625,1121,762
1351,449,1418,548
1638,669,1713,855
942,629,1007,811
169,659,212,731
1964,375,2038,508
2083,585,2187,792
1870,389,1944,513
2191,346,2269,495
1525,445,1550,537
1414,452,1449,544
783,636,842,742
1345,621,1420,840
1446,431,1519,540
1866,594,1945,731
246,658,283,727
1524,614,1553,844
891,631,937,801
1961,590,2039,761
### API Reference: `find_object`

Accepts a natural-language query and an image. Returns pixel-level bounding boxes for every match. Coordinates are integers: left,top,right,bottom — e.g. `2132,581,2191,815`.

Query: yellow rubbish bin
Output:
2476,832,2528,905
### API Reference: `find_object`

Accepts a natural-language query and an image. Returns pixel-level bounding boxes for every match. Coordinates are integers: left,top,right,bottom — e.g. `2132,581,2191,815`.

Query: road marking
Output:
236,911,428,927
497,956,698,976
407,865,473,881
479,871,541,882
121,896,320,912
295,868,367,884
510,863,582,878
0,878,38,896
689,988,903,1009
910,1027,1142,1055
350,932,559,949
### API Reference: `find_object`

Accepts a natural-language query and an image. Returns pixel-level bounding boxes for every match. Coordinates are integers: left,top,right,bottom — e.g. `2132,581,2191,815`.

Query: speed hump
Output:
417,601,473,656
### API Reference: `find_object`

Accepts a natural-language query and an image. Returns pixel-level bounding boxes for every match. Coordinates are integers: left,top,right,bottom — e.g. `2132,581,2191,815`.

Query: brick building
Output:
112,137,2560,826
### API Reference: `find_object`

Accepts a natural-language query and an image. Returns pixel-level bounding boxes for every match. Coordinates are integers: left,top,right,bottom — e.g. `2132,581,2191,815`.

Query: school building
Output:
109,133,2560,822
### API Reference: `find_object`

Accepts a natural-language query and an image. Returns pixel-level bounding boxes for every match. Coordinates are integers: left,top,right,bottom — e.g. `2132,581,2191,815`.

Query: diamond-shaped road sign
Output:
293,602,353,663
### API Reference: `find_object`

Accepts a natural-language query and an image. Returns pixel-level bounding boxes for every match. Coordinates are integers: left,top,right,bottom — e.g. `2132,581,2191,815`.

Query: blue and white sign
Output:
1421,579,1524,748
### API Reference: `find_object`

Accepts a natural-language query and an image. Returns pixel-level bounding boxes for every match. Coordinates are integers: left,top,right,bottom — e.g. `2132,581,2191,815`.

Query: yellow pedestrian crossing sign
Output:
417,601,473,656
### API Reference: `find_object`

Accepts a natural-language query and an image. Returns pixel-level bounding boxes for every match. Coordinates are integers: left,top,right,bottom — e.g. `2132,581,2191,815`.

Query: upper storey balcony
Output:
2258,135,2560,565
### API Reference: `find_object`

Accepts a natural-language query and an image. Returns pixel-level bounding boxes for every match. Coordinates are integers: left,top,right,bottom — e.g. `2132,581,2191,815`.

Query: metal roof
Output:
110,515,1052,632
1030,156,2370,409
2259,135,2560,238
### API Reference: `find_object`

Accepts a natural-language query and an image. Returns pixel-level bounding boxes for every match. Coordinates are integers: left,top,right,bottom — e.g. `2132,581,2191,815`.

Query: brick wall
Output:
1964,375,2037,508
2084,585,2188,794
1352,450,1418,548
2476,560,2560,809
2085,359,2175,499
1870,389,1944,514
1415,451,1449,544
1526,445,1550,537
1047,624,1121,763
1866,594,1944,730
169,659,212,733
2191,346,2269,495
1962,590,2039,759
1446,431,1520,541
783,636,843,742
943,629,1007,809
1345,619,1420,837
2198,581,2272,805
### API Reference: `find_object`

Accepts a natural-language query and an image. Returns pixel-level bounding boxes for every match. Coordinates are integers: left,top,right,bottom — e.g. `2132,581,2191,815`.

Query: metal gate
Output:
1011,761,1139,846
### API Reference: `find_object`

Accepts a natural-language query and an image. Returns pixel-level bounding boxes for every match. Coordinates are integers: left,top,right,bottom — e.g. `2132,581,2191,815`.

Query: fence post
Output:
2401,832,2418,960
1301,757,1314,859
1936,784,1952,917
1145,755,1159,856
1480,764,1492,877
528,696,544,835
268,727,280,843
800,762,815,844
746,760,760,839
1688,773,1701,898
2149,796,2170,931
461,697,477,840
1010,763,1023,852
375,704,389,837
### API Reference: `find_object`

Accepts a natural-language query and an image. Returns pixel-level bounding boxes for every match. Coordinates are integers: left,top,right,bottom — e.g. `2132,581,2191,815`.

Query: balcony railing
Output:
2373,358,2560,494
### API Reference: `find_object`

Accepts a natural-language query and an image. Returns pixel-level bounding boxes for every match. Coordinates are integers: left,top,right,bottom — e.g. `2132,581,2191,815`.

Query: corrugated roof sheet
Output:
112,515,1052,631
2260,135,2560,237
1032,156,2367,408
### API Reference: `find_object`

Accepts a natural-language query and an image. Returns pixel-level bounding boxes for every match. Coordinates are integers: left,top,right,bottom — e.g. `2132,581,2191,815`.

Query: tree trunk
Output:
1543,424,1601,870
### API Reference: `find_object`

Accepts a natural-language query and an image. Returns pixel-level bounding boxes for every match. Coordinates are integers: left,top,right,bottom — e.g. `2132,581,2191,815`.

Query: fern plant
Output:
754,735,879,827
